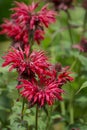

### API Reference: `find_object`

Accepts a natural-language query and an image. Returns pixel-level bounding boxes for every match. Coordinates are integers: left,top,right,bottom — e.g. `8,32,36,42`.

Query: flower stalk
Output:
35,105,39,130
69,84,74,125
82,10,87,36
46,106,53,130
21,98,25,120
69,101,74,124
65,10,74,124
66,10,73,45
60,101,66,116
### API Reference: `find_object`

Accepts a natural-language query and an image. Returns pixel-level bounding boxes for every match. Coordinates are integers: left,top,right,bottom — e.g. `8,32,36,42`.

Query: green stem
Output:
82,10,87,36
69,102,74,124
60,93,66,116
35,105,39,130
70,58,77,70
69,84,74,125
70,52,81,71
46,106,52,130
17,81,21,98
66,10,73,45
60,101,66,116
21,98,25,120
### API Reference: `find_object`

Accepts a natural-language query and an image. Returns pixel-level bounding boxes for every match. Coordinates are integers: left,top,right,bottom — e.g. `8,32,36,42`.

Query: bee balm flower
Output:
16,78,64,107
2,45,51,77
0,2,56,45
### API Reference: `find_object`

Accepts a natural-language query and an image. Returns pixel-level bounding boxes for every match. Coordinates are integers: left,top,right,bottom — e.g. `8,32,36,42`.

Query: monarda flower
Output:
11,2,56,28
2,45,52,78
0,20,29,44
16,78,64,107
47,0,74,11
58,66,74,86
0,2,56,45
73,38,87,52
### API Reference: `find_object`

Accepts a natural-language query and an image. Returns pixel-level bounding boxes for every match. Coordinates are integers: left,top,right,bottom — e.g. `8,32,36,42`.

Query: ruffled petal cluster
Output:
0,20,29,44
0,2,56,45
16,79,64,107
58,68,74,86
2,45,51,77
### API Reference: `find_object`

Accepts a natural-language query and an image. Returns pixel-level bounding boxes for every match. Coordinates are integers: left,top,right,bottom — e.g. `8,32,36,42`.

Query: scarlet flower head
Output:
0,2,56,45
17,78,64,107
2,45,51,78
0,20,29,44
58,66,74,86
11,2,56,28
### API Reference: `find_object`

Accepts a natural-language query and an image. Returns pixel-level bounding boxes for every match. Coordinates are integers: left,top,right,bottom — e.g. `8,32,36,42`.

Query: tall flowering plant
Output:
0,1,73,130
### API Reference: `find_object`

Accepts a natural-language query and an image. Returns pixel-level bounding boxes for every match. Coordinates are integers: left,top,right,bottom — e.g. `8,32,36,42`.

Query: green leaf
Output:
76,81,87,94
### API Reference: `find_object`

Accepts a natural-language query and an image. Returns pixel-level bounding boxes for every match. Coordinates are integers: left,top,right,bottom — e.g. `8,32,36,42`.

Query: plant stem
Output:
60,101,66,116
65,11,75,124
60,93,66,116
46,106,52,130
69,84,74,125
69,101,74,124
35,105,39,130
82,10,87,36
70,58,77,70
66,10,73,45
21,98,25,120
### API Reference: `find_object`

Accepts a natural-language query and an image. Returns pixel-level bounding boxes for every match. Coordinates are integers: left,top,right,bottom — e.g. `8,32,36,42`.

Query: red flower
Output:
2,45,51,77
11,2,56,28
58,67,74,86
2,46,27,72
16,78,64,107
0,20,29,44
11,2,39,26
38,4,56,27
34,30,45,44
0,2,56,45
